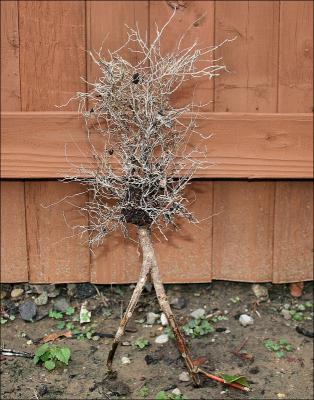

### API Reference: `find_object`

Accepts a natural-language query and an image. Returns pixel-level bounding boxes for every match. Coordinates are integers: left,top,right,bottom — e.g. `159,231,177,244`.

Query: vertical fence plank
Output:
212,1,279,281
87,1,149,283
273,1,313,283
149,1,214,282
1,1,28,282
19,1,90,283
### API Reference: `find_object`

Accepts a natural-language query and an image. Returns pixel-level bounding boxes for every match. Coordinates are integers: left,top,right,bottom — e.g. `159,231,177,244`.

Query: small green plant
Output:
48,310,63,320
1,315,15,324
65,306,75,316
138,386,150,398
134,337,150,350
230,296,241,304
264,338,294,358
34,343,71,371
182,317,214,338
155,391,185,400
210,315,229,323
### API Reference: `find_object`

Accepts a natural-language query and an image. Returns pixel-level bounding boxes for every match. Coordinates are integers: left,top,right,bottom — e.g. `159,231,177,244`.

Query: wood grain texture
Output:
1,182,28,282
273,182,313,283
25,182,90,283
19,0,90,283
213,1,279,281
273,1,313,283
278,1,313,113
150,0,214,110
87,1,149,284
212,181,274,281
2,111,312,179
0,1,28,283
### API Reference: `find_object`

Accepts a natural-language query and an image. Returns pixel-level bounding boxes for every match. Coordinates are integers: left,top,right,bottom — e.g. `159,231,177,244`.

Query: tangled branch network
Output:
65,13,232,246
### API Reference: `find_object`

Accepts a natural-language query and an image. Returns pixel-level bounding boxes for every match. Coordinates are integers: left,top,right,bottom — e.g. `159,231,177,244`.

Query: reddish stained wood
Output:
1,182,28,282
0,1,28,283
25,182,90,283
278,1,313,113
213,1,280,282
150,0,215,111
2,111,312,179
273,182,313,283
87,1,149,284
273,1,313,283
19,1,90,283
212,181,274,282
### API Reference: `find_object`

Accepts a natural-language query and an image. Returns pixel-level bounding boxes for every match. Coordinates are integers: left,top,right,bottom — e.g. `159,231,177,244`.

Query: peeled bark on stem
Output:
139,227,200,386
106,232,151,371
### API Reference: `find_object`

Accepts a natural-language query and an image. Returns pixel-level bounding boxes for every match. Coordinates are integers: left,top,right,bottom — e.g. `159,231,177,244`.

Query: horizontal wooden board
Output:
1,111,313,179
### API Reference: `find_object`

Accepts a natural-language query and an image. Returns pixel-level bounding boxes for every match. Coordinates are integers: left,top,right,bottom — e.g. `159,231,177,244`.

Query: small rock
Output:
92,335,100,341
144,354,160,365
277,394,286,399
67,283,77,297
160,313,168,326
283,303,290,310
34,292,48,306
215,327,227,332
281,309,291,320
19,300,37,321
2,299,18,315
252,284,269,301
121,356,131,365
172,388,182,396
249,366,260,375
144,283,153,292
179,371,190,382
11,288,24,298
239,314,254,327
0,289,8,300
146,312,159,325
29,284,55,295
190,308,205,319
75,283,96,299
47,287,60,298
170,297,186,310
122,341,131,346
155,334,169,344
54,297,70,312
37,384,48,397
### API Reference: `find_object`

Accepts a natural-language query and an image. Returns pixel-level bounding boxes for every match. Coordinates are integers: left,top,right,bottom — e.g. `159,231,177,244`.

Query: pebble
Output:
155,334,169,344
67,283,77,297
75,283,96,299
11,288,24,298
144,354,160,365
29,284,55,295
170,297,186,310
239,314,254,327
122,341,131,346
121,356,131,365
54,297,70,313
35,292,48,306
252,284,269,300
283,303,290,310
0,290,8,300
190,308,205,319
179,371,190,382
277,394,286,399
19,300,37,321
146,312,159,325
281,309,291,320
92,336,100,341
160,313,168,326
172,388,182,396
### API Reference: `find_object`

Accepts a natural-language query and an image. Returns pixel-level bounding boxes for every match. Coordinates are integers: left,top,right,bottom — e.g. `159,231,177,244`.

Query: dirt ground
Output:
1,281,313,400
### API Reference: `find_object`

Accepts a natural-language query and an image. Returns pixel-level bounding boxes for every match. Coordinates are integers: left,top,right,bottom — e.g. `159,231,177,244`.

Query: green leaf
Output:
0,318,8,325
56,321,66,330
44,360,56,371
138,386,149,398
285,345,294,352
33,355,40,364
66,322,75,331
9,315,16,321
275,351,285,358
220,374,249,388
54,347,71,365
35,343,50,358
65,307,75,316
155,391,169,400
135,338,149,349
292,313,303,321
86,331,93,339
49,310,63,319
279,338,288,346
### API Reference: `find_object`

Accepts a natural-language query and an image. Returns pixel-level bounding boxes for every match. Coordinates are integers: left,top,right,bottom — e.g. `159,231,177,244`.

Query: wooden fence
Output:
1,1,313,284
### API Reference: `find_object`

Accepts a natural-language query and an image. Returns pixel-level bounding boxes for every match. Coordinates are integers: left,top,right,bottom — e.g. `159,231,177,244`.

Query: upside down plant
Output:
63,12,243,390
